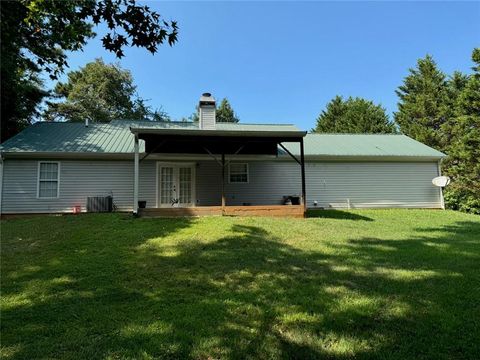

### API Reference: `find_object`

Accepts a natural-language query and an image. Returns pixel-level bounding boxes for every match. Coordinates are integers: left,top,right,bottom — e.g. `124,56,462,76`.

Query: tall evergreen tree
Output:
313,96,344,132
442,48,480,214
394,55,450,150
216,98,240,123
313,96,395,133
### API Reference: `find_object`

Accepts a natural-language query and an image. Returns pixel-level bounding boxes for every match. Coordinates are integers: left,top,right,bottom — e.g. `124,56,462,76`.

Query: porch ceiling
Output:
130,128,306,155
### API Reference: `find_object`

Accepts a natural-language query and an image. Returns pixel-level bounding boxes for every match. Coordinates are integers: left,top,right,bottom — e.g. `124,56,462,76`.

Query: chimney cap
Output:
199,92,215,106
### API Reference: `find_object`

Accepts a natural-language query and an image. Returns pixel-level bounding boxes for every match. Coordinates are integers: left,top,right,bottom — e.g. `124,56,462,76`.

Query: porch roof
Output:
129,126,306,139
131,125,306,156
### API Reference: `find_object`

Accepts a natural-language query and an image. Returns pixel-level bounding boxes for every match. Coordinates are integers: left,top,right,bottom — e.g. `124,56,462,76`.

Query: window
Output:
38,162,60,198
229,163,248,183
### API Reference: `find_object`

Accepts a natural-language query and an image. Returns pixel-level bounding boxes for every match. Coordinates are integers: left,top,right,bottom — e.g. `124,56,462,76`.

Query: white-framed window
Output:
37,162,60,198
229,163,249,183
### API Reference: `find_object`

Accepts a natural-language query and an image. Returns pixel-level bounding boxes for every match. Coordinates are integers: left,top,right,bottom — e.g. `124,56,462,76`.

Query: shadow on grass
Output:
1,215,479,359
307,209,373,221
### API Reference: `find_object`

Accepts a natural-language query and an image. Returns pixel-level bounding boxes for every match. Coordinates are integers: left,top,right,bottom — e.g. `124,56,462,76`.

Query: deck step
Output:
138,205,304,218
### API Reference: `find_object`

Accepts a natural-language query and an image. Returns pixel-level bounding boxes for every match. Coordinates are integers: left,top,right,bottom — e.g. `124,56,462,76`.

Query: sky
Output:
54,1,480,130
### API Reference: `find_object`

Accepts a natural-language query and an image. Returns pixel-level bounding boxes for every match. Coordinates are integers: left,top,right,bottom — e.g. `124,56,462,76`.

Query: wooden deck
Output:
138,205,305,218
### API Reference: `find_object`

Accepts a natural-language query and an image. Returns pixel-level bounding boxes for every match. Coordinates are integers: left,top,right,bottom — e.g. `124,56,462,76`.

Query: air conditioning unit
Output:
86,196,113,213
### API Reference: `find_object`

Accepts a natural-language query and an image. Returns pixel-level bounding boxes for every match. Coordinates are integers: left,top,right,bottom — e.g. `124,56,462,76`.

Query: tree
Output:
1,0,178,141
44,59,169,122
1,68,49,140
313,96,396,133
394,55,450,150
442,48,480,214
312,96,345,133
216,98,240,123
455,49,480,115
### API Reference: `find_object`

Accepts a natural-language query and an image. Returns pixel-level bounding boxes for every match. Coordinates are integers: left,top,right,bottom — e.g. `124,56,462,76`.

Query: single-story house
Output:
0,93,445,217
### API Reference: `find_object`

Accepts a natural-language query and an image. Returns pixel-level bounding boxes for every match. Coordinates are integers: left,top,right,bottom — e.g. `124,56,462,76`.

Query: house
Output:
0,93,445,217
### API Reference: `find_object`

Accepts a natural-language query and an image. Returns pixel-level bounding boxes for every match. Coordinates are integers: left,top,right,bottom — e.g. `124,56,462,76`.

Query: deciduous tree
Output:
1,0,178,141
44,59,169,122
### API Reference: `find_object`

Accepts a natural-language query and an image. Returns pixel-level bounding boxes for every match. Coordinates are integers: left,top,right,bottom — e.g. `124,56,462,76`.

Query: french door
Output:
158,164,195,207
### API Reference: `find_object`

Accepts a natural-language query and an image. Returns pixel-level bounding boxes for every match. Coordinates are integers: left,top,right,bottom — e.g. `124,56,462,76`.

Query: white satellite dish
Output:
432,176,450,187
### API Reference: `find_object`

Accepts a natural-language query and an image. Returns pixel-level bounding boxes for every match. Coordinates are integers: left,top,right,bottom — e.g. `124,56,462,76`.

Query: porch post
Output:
300,138,306,212
221,153,226,213
133,134,139,215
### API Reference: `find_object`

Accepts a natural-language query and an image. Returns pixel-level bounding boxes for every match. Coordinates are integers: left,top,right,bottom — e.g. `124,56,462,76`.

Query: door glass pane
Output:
179,167,192,204
160,167,174,205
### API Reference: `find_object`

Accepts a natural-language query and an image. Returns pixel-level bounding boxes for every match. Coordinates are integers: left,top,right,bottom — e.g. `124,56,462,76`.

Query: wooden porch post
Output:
221,153,226,213
300,138,306,213
133,134,139,215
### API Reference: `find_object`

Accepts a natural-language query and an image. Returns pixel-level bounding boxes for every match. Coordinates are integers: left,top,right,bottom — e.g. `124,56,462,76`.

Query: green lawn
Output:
1,210,479,359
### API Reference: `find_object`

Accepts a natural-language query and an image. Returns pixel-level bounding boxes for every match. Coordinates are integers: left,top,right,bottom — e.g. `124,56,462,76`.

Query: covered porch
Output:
130,126,307,217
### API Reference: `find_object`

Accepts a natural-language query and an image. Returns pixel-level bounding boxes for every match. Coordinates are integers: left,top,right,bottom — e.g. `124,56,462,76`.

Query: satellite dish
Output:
432,176,450,187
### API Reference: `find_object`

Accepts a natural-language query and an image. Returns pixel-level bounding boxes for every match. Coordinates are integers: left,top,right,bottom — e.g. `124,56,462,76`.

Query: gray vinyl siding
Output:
0,158,442,214
225,162,301,206
1,160,156,213
220,161,441,208
304,161,442,209
199,107,216,130
195,161,222,205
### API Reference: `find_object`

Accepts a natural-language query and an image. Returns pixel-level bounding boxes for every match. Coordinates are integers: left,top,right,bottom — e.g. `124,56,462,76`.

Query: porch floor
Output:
138,205,305,218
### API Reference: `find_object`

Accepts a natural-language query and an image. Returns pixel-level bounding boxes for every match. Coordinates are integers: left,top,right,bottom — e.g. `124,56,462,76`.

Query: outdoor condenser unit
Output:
86,196,113,213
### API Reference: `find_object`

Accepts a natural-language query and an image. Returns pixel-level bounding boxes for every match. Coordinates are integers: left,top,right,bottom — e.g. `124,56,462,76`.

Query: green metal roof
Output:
123,120,301,132
0,122,142,153
283,134,445,158
0,121,445,159
0,120,302,154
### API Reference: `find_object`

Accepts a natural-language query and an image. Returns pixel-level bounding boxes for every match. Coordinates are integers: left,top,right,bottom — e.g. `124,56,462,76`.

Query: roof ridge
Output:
217,122,297,126
32,121,112,126
111,119,191,124
306,133,405,136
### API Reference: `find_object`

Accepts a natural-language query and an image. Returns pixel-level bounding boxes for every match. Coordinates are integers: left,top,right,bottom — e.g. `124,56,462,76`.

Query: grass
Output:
1,209,479,360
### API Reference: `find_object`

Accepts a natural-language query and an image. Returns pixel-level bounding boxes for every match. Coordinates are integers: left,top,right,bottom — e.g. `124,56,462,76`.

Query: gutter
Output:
0,151,444,162
129,127,307,138
0,152,138,160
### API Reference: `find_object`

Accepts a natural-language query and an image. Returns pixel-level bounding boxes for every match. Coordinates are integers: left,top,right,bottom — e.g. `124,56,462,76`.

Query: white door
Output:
158,164,195,207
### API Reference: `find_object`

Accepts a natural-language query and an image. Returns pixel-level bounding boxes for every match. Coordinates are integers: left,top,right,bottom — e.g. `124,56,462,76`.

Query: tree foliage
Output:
313,96,396,133
44,59,169,122
441,49,480,214
394,55,451,150
216,98,240,123
395,49,480,214
1,0,178,141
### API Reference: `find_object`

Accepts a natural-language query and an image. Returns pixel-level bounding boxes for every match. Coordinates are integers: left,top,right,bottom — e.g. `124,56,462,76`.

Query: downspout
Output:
133,134,139,215
0,153,3,216
437,159,445,210
221,153,226,215
300,138,307,214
